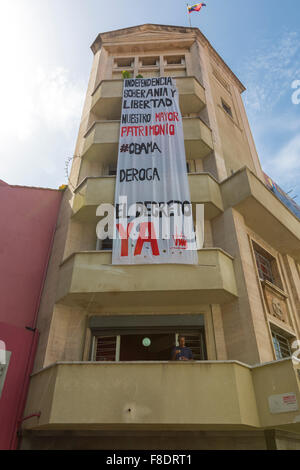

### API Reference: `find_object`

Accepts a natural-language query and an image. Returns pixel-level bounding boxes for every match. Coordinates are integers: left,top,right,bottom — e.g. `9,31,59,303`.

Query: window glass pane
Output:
254,250,275,284
271,330,291,360
221,99,233,118
272,335,282,360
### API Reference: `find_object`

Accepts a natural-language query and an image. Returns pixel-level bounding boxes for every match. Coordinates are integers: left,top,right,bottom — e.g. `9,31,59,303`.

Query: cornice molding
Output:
91,24,245,93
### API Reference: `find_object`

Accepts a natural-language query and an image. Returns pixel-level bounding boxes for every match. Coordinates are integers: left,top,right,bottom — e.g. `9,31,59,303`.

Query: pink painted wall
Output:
0,322,39,450
0,183,63,449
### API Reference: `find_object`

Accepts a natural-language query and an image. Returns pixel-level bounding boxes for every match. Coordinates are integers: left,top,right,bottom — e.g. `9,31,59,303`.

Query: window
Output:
91,329,207,362
163,56,186,77
186,160,196,173
114,57,134,68
255,250,275,284
94,336,120,361
271,329,292,360
165,55,185,66
176,333,207,361
253,242,282,288
96,238,113,251
221,99,233,118
140,56,159,67
108,166,117,176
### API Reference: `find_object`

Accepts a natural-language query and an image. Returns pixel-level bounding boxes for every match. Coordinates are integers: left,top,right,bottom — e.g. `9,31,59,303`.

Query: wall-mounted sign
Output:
112,77,200,265
142,338,151,347
268,392,299,414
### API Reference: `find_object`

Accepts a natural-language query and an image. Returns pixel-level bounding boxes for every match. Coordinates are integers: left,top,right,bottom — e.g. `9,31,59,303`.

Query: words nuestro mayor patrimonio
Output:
112,77,200,265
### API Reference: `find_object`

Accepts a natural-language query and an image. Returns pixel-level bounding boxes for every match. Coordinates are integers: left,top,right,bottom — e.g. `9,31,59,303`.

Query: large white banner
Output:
112,77,199,265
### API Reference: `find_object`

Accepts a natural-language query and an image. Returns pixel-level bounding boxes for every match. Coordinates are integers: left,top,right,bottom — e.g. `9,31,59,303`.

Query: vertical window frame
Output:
271,328,292,360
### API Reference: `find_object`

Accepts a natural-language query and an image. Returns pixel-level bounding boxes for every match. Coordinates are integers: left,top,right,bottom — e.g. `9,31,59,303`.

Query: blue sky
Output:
0,0,299,200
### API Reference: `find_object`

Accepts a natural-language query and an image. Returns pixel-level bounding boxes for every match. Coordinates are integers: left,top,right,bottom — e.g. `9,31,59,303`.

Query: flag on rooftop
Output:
187,3,206,14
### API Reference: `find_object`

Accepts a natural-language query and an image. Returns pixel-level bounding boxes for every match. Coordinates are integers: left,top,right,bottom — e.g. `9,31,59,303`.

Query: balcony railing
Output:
72,173,223,221
82,118,213,164
81,118,213,164
22,359,300,433
90,76,206,120
221,167,300,261
56,248,237,310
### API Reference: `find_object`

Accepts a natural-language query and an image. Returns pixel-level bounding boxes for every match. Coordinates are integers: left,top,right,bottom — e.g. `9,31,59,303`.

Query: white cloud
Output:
0,66,85,142
242,31,300,115
250,110,300,197
34,67,85,135
239,30,300,199
0,2,85,186
263,133,300,188
0,3,85,143
0,61,86,186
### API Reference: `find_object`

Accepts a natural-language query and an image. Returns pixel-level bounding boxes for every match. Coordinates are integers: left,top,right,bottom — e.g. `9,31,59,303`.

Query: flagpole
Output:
187,4,192,27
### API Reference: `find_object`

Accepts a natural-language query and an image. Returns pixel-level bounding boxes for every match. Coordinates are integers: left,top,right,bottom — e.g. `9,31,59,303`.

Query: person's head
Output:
178,335,185,347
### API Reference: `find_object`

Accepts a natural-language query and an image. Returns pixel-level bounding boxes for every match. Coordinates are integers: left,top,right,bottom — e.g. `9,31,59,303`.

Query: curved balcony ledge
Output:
56,249,237,311
81,118,213,164
72,173,223,222
22,359,300,433
221,167,300,261
91,76,206,120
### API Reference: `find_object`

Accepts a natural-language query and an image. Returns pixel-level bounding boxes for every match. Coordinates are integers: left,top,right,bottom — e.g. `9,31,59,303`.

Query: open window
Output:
92,331,207,362
114,57,134,68
221,98,233,119
164,55,186,77
89,315,207,362
270,325,294,360
164,55,185,66
253,242,283,290
140,56,159,67
107,165,117,176
96,238,113,251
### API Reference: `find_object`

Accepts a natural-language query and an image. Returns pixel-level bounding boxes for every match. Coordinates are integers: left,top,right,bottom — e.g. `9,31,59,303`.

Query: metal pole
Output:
187,4,192,27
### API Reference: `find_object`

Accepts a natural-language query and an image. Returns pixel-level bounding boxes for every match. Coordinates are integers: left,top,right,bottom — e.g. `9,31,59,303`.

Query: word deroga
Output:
120,167,160,182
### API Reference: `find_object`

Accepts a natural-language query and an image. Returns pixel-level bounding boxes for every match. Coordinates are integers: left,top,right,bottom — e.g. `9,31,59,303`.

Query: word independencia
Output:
124,77,173,88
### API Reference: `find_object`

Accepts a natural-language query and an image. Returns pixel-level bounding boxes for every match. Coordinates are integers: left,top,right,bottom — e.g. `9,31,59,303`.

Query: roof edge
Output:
90,24,246,93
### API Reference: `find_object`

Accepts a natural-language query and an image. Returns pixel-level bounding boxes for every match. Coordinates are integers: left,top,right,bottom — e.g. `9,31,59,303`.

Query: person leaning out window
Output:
171,335,193,361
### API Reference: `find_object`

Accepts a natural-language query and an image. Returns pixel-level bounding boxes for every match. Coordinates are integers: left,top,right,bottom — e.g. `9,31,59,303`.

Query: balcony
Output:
221,167,300,261
22,359,300,432
56,249,237,311
90,76,206,120
72,173,223,222
82,118,213,164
